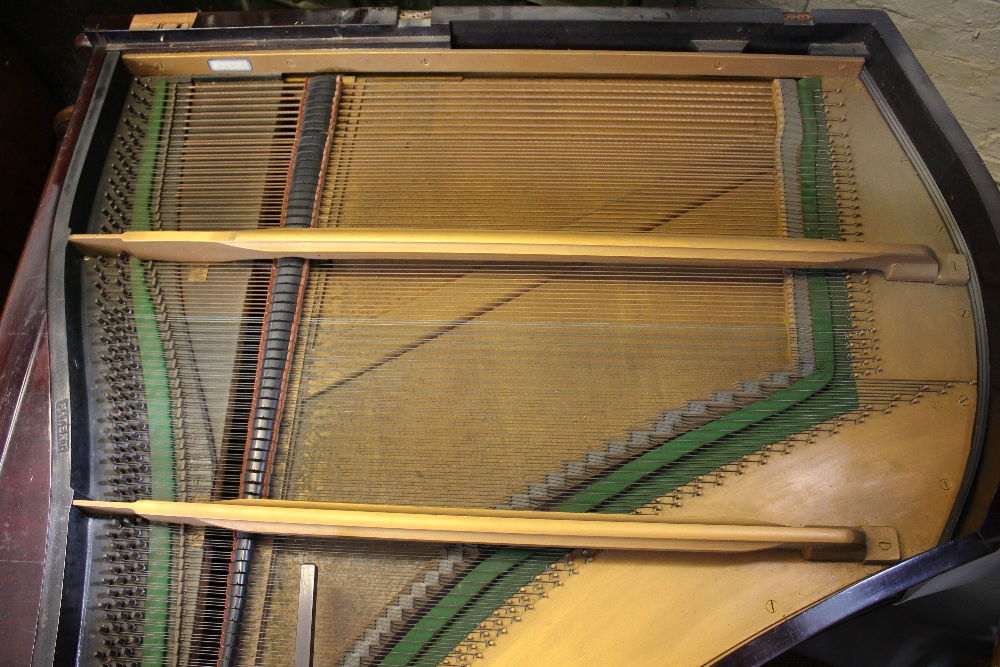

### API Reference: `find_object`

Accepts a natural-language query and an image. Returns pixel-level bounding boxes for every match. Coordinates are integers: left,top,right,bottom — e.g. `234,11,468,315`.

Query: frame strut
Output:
70,229,970,285
74,499,901,563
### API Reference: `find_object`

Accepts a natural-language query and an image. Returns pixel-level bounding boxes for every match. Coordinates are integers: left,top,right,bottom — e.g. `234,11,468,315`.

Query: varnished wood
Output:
73,498,898,560
69,229,969,285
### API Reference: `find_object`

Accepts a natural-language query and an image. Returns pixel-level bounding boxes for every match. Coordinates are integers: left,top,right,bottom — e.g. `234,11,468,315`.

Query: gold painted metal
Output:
129,12,199,30
72,498,897,561
69,229,968,284
121,49,864,79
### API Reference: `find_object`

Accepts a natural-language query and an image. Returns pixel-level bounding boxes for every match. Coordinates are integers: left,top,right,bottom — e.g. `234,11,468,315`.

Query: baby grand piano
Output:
3,8,1000,667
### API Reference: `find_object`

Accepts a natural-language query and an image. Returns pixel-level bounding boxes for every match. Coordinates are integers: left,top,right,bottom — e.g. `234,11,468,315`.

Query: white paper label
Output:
207,58,253,73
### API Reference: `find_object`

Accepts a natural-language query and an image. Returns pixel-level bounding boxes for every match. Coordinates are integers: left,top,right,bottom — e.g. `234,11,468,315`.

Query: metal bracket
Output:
691,39,748,53
802,525,901,564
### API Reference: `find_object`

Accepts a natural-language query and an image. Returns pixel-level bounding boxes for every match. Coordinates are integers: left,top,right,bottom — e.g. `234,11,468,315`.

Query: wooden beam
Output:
69,228,969,285
73,498,899,562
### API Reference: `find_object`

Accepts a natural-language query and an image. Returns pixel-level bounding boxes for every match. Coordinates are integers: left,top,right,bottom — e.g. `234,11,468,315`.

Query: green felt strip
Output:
798,77,841,241
382,549,559,667
127,79,174,667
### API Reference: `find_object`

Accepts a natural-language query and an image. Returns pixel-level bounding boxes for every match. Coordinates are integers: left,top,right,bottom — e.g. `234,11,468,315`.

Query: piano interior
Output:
28,11,1000,667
